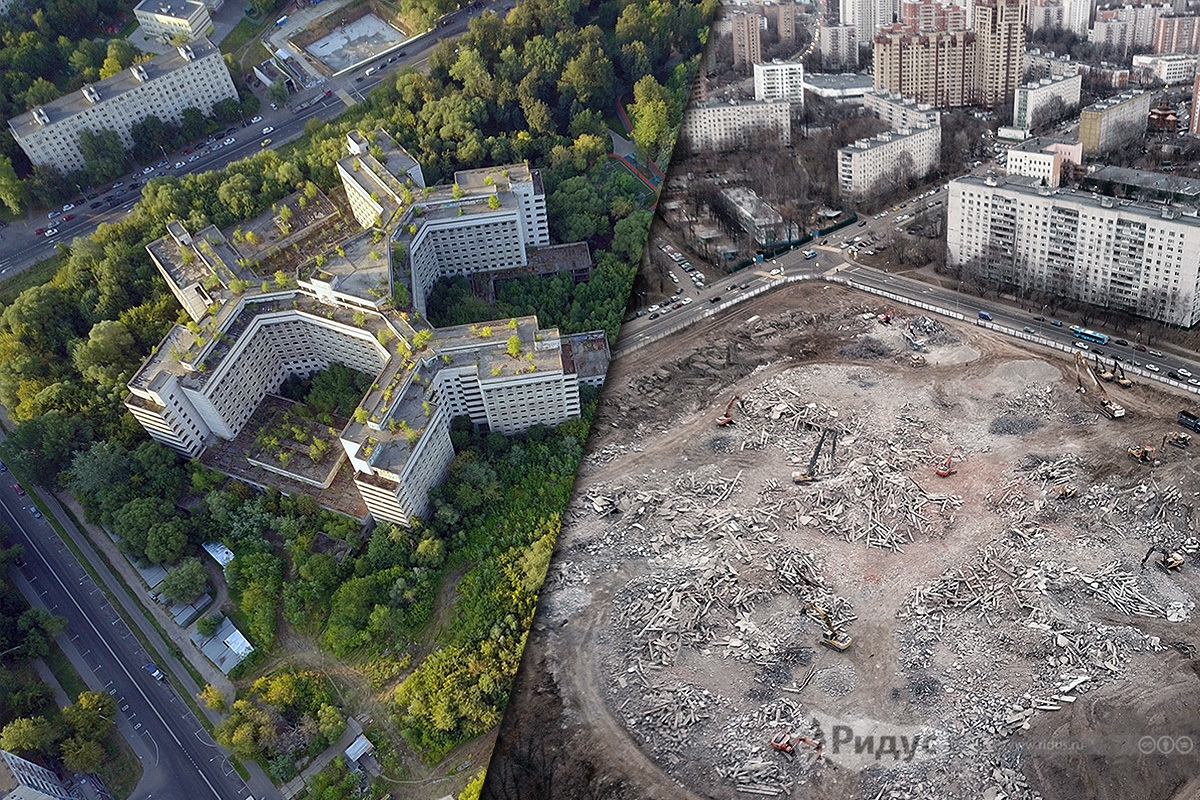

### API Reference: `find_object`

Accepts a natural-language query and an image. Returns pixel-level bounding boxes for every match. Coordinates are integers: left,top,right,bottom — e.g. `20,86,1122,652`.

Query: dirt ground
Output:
484,283,1200,800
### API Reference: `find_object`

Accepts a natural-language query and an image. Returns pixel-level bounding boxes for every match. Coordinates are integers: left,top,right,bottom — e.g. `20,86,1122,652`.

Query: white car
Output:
142,166,153,174
1189,378,1200,387
769,268,781,275
62,202,75,211
44,228,58,237
223,137,235,145
250,115,263,124
174,161,185,169
1073,341,1089,349
681,297,693,305
1145,363,1161,372
1178,368,1193,377
262,126,274,135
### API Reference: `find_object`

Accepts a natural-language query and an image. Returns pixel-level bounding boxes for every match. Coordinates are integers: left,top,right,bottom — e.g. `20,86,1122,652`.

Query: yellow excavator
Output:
1128,445,1157,463
1164,431,1192,449
1113,359,1133,388
804,601,852,651
1074,352,1126,419
1141,543,1185,572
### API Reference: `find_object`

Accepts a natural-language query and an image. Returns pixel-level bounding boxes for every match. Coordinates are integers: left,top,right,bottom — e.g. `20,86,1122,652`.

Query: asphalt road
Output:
2,481,255,800
0,0,512,278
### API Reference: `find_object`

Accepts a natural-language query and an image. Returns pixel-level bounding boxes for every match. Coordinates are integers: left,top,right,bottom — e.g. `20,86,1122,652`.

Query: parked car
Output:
62,214,75,221
250,115,263,124
62,202,75,211
1149,349,1164,357
223,137,235,145
13,483,25,495
262,126,274,135
1145,363,1161,372
30,507,42,519
44,229,58,237
144,663,165,681
1134,343,1147,352
34,227,46,235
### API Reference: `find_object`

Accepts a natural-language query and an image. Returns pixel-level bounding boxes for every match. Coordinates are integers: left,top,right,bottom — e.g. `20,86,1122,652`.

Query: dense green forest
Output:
0,0,713,770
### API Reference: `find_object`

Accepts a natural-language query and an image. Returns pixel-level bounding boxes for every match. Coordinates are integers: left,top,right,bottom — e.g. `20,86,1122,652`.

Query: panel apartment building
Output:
336,130,549,317
126,220,607,525
1079,89,1155,155
7,38,236,174
677,99,792,151
947,174,1200,326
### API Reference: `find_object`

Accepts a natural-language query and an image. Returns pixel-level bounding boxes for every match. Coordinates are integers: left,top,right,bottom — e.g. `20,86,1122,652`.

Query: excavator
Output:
770,732,823,760
1113,360,1133,389
1163,431,1192,449
804,601,852,651
1141,543,1185,572
1052,484,1078,499
935,446,963,478
1073,352,1126,419
716,395,743,427
793,428,838,483
1128,445,1157,463
1094,354,1115,382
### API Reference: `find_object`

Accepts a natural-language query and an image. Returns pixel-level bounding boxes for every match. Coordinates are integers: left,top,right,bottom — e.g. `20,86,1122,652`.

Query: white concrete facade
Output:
129,220,604,525
1014,71,1082,128
947,174,1200,326
134,0,213,43
6,38,235,174
1132,52,1199,84
838,124,941,198
1,750,71,800
754,60,806,103
678,100,792,151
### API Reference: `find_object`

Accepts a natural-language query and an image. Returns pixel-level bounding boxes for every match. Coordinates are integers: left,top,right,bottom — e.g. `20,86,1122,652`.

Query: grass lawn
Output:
0,253,64,307
221,17,261,58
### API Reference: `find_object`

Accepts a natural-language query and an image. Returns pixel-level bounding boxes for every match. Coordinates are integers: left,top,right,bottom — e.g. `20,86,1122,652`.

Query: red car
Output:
1134,344,1148,352
14,483,25,496
34,227,46,235
62,214,75,221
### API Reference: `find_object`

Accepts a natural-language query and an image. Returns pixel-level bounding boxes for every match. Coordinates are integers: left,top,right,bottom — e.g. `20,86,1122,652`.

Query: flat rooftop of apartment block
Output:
8,38,220,137
135,0,205,19
302,230,391,299
1084,164,1200,200
1082,89,1151,112
454,163,541,194
958,172,1200,220
1008,136,1075,154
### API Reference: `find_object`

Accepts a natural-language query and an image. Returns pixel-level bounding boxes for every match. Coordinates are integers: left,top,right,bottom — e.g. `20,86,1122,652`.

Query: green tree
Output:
161,557,207,602
0,155,24,215
628,74,676,165
78,128,126,183
611,209,654,263
0,717,56,755
99,40,138,79
61,736,105,772
0,412,93,486
267,80,289,106
506,335,521,358
62,691,116,741
198,684,227,711
72,320,138,390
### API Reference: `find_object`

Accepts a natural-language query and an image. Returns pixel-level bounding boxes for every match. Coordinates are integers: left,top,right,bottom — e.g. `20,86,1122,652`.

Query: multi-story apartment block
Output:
1132,52,1199,83
678,99,792,151
1,750,71,800
1191,72,1200,133
818,25,860,69
1064,0,1095,34
134,0,213,43
974,0,1027,109
1092,2,1171,52
1014,70,1082,128
126,220,607,525
337,131,548,316
1026,0,1065,31
947,174,1200,326
900,0,967,30
755,2,798,45
753,60,805,103
732,12,764,71
874,25,977,107
838,124,941,198
1154,14,1200,53
841,0,899,43
860,89,941,128
6,38,236,174
1079,89,1154,155
1004,137,1082,186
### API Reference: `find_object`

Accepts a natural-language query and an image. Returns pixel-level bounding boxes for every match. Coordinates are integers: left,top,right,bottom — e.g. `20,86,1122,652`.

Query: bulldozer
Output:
1164,431,1192,449
1141,543,1185,572
793,428,838,484
804,601,852,651
770,732,823,760
716,395,743,427
1128,445,1158,463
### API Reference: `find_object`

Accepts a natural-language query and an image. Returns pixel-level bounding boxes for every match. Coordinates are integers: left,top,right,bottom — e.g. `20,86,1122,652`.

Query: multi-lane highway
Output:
0,0,510,279
3,479,257,800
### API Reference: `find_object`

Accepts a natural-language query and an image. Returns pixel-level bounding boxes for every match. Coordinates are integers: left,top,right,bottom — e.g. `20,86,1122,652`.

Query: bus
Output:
1070,325,1109,345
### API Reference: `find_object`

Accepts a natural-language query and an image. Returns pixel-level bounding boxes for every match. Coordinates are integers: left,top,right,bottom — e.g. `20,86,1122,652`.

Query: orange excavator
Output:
935,447,963,477
716,395,743,427
770,732,823,759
